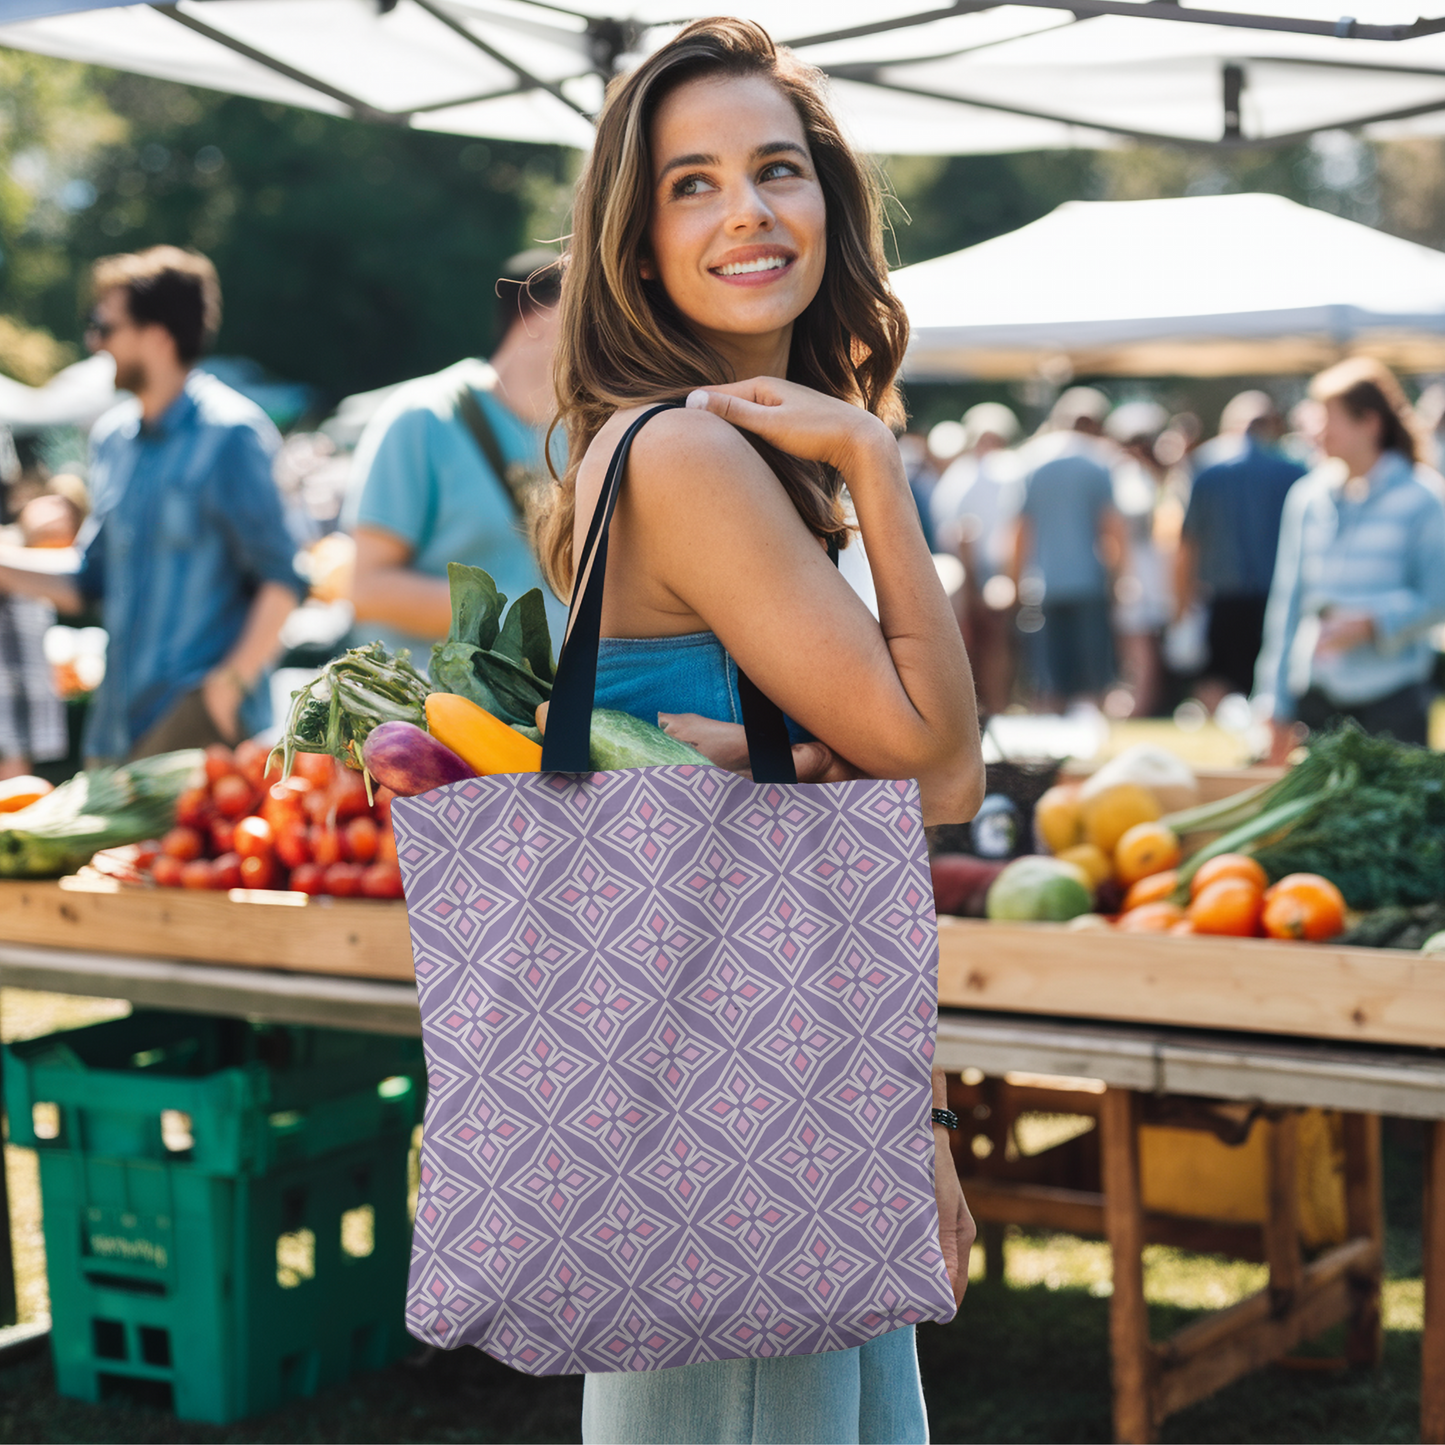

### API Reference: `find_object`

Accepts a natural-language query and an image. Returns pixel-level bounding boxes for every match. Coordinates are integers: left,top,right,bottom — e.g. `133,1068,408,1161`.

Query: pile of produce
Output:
135,740,404,898
929,729,1445,952
277,563,704,797
0,752,202,878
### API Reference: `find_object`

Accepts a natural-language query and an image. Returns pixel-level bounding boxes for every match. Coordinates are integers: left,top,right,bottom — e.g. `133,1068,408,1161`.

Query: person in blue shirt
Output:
344,251,569,665
1256,358,1445,760
1011,388,1129,710
0,247,303,761
1177,392,1306,702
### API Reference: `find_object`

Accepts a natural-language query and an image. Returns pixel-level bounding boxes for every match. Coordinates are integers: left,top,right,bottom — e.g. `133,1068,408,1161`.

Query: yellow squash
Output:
425,693,542,776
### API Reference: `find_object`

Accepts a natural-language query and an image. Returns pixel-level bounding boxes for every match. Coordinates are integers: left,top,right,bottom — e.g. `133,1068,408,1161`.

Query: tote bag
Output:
392,405,955,1376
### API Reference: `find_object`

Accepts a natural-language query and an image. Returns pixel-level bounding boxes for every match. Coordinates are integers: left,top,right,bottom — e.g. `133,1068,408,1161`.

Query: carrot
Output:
425,693,542,776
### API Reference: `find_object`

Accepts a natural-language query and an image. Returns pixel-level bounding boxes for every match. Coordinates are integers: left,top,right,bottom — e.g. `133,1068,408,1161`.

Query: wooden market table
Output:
5,879,1445,1442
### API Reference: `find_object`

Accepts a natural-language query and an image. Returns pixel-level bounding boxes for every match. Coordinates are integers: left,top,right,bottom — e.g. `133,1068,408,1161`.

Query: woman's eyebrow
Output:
657,140,807,182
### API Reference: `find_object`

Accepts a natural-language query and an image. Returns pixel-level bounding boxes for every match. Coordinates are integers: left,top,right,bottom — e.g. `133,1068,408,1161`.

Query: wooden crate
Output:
938,916,1445,1050
0,879,414,982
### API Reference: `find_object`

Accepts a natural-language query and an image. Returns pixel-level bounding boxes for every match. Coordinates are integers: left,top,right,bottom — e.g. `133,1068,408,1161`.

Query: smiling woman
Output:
526,18,985,1444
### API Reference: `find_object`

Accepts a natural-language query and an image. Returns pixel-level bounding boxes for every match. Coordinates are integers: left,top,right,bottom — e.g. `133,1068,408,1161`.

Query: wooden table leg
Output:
1264,1112,1302,1316
1423,1120,1445,1443
1342,1113,1383,1368
1101,1087,1154,1444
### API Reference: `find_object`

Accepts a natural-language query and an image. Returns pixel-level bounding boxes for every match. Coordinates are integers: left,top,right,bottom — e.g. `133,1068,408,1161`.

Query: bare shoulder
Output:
580,404,763,512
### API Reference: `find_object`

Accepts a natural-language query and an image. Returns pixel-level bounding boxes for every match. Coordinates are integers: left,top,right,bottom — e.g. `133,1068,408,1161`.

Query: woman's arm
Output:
594,385,983,824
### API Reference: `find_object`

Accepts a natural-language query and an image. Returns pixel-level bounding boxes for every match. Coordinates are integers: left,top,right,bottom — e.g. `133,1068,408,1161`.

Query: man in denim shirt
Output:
0,248,303,760
1256,359,1445,759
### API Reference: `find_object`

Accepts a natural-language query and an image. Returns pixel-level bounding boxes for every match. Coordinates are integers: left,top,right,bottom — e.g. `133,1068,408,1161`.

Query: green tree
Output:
1,58,573,400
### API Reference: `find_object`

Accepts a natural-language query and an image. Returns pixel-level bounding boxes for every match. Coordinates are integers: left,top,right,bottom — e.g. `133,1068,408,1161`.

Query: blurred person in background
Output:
0,247,303,761
897,432,939,553
345,250,569,664
1176,391,1305,710
1257,359,1445,759
1011,387,1128,712
930,402,1024,716
1106,401,1172,717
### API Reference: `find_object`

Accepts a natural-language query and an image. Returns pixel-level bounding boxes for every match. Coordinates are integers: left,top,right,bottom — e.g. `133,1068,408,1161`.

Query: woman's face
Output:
645,73,827,366
1319,396,1382,470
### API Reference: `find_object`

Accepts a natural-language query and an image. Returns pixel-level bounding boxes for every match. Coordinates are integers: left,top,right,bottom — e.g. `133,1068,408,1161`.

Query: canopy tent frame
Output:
44,0,1445,141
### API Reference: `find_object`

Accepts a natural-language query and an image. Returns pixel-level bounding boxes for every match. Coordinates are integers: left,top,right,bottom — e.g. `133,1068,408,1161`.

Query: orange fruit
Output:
1081,783,1162,856
1116,900,1186,933
1261,873,1346,942
1056,843,1112,890
1189,853,1268,899
1114,822,1181,886
1035,783,1084,854
1189,877,1264,936
1122,870,1179,912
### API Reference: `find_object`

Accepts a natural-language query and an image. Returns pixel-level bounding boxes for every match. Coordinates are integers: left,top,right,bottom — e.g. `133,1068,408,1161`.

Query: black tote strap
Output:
542,404,797,784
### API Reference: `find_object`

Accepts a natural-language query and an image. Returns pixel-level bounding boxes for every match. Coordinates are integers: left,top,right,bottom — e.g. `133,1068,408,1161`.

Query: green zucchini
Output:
589,709,708,770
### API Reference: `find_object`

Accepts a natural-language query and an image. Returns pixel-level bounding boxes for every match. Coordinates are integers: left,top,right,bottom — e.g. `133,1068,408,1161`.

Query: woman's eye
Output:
671,173,715,198
759,161,800,182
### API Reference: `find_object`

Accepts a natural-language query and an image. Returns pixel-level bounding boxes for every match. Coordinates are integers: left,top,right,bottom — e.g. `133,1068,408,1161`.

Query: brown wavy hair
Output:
1310,357,1423,464
534,16,909,598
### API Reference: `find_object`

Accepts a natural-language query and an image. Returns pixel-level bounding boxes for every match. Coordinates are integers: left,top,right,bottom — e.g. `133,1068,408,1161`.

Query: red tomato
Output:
175,787,212,829
293,752,335,787
376,829,398,866
360,862,404,899
180,858,216,890
233,816,274,860
209,817,235,856
233,738,270,787
203,743,237,785
274,821,311,869
345,816,379,865
161,826,204,862
310,825,344,868
135,839,161,870
371,786,395,829
302,785,332,823
152,854,184,887
289,861,325,895
323,862,364,897
239,853,277,890
330,768,370,822
261,779,309,830
212,774,255,820
211,852,243,890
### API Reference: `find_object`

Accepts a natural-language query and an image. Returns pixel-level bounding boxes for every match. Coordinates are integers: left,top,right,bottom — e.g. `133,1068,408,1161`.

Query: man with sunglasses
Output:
0,246,303,761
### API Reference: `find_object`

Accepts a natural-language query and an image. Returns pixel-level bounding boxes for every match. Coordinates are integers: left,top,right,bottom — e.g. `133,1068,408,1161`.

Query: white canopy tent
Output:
1,0,1445,154
890,191,1445,378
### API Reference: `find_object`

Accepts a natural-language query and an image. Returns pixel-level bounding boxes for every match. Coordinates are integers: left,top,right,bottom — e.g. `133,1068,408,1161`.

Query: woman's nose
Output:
726,182,774,231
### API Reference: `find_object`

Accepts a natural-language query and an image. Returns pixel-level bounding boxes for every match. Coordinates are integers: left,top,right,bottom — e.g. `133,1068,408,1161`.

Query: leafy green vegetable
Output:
429,563,556,727
276,642,431,787
0,750,203,878
1168,724,1445,910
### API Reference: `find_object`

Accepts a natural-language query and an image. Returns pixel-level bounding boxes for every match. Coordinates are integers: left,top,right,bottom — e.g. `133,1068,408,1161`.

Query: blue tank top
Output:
594,630,817,745
595,631,743,728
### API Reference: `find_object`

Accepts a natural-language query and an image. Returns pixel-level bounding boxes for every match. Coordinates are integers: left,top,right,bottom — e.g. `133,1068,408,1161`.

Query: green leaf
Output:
495,588,555,683
430,640,512,718
447,562,506,650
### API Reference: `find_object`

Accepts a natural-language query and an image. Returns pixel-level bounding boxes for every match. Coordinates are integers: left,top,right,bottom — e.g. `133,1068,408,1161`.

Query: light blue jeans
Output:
581,1326,927,1445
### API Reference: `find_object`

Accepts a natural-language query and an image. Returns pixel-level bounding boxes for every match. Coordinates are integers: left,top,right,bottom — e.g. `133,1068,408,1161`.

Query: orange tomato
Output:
1188,877,1264,936
1261,873,1346,942
1121,869,1179,913
1116,901,1186,933
1189,852,1268,899
1114,822,1181,887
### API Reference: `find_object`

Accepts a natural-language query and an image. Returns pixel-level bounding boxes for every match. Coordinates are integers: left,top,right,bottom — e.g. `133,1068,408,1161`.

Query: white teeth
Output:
716,256,789,276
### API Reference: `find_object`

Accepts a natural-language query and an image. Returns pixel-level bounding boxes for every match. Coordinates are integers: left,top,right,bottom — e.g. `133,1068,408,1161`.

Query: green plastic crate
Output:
3,1012,424,1424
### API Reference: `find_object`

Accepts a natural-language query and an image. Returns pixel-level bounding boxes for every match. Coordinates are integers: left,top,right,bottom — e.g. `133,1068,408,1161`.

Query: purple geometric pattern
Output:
393,765,953,1376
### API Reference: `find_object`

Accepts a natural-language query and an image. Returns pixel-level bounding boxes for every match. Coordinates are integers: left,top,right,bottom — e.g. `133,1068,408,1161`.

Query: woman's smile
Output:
709,244,797,285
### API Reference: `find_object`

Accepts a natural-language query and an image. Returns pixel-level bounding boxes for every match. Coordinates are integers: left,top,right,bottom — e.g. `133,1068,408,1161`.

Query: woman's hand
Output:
935,1125,974,1308
658,712,867,784
685,377,892,478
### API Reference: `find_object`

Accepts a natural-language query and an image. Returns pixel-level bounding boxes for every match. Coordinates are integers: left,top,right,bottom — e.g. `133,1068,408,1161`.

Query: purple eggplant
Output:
361,720,476,796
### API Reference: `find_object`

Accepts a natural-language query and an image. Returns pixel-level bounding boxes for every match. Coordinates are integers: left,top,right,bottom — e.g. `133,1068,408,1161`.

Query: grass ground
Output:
2,986,1430,1442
